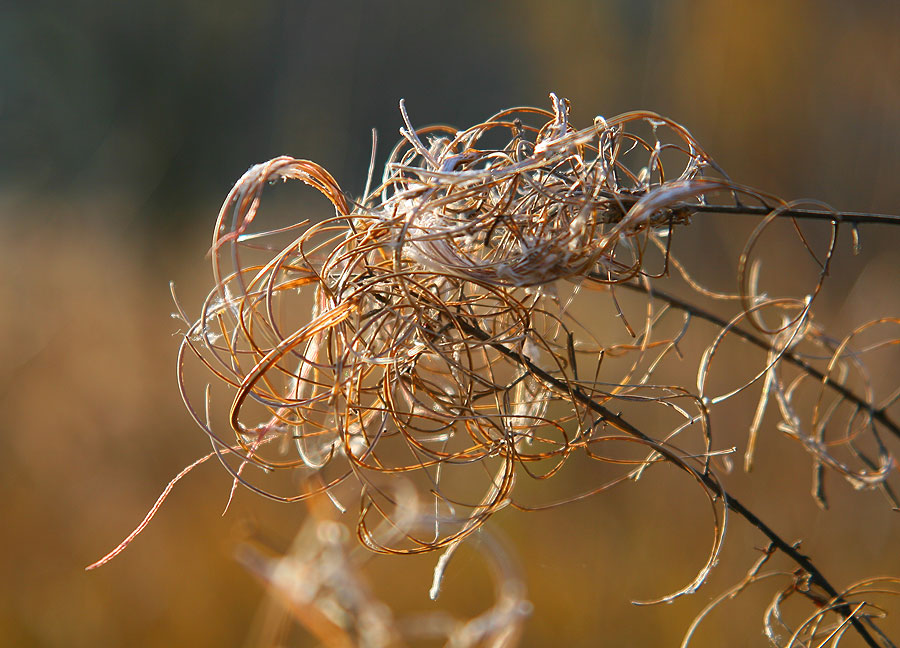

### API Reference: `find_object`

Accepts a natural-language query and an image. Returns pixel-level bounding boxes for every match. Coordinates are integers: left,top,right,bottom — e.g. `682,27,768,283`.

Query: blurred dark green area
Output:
4,1,535,221
5,0,899,224
2,1,899,646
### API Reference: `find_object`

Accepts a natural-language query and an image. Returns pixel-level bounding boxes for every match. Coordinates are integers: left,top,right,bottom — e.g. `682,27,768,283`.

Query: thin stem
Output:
692,203,900,227
612,279,900,442
456,317,885,648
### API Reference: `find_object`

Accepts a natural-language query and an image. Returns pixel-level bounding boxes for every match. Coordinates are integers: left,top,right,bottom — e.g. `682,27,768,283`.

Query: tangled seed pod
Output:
167,94,898,644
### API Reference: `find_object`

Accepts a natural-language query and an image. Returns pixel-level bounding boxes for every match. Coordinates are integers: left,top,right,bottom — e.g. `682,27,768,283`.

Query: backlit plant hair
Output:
91,94,899,647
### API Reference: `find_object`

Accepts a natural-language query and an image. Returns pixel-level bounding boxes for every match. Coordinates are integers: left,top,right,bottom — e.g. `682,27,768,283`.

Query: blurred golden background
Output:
2,1,899,645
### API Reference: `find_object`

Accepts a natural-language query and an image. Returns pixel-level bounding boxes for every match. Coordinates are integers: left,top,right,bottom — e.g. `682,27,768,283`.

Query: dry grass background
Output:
2,1,899,646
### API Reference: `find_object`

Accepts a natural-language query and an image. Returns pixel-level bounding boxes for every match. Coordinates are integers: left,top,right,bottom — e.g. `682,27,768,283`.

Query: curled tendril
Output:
91,94,898,645
181,91,896,596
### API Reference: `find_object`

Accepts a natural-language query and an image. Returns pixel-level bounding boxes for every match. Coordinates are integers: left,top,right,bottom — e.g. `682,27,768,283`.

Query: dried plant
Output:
91,94,899,646
236,491,529,648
